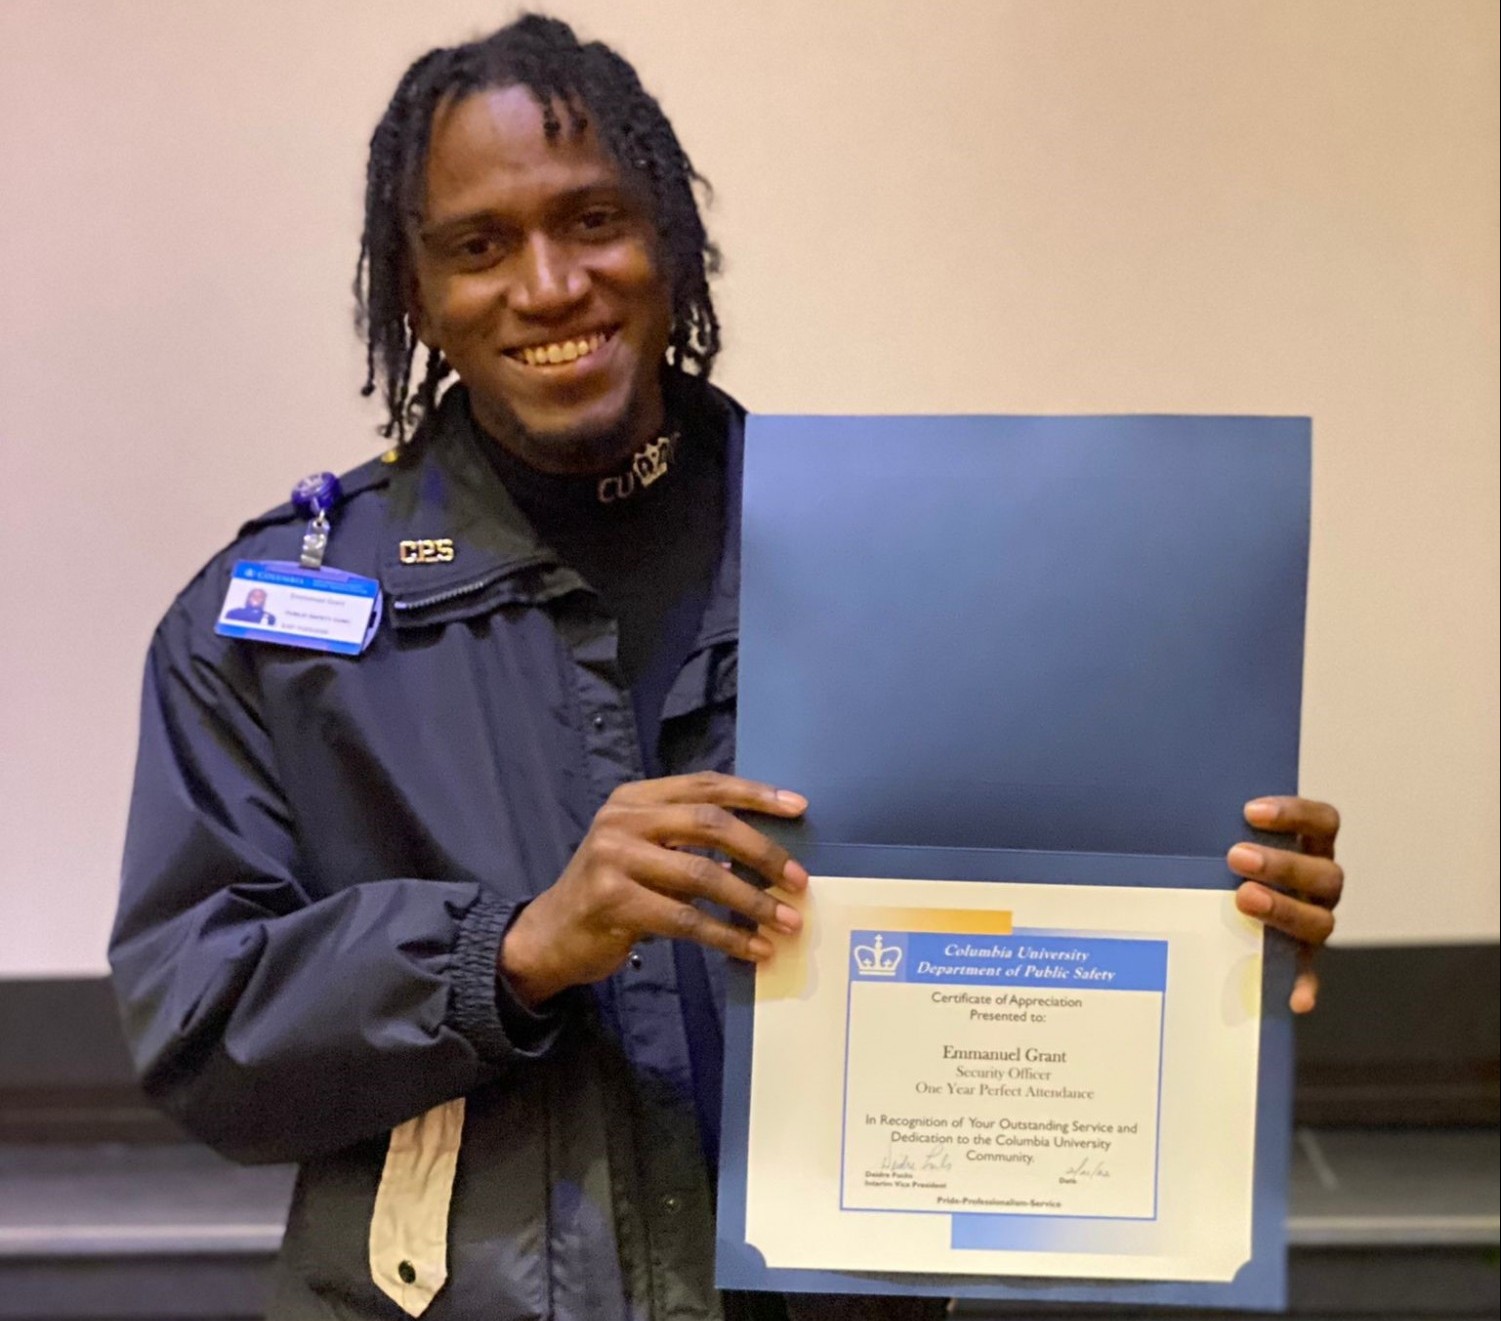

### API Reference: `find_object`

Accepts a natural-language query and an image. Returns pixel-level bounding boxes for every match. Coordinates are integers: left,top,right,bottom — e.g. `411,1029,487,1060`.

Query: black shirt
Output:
476,387,727,776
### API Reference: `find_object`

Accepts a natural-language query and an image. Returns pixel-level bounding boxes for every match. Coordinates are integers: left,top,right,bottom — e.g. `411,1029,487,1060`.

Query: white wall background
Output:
1,0,1496,976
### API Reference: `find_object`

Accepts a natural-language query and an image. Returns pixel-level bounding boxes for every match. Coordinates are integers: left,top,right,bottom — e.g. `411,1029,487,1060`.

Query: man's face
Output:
247,589,267,609
408,85,673,473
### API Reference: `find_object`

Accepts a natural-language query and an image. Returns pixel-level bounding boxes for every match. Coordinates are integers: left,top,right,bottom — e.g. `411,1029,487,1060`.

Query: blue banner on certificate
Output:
718,414,1310,1310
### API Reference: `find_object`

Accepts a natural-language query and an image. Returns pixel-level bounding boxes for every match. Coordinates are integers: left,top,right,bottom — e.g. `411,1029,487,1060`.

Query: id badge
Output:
215,560,381,656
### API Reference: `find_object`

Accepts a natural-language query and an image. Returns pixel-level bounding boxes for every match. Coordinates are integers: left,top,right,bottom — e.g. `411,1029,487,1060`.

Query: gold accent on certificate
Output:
747,877,1263,1283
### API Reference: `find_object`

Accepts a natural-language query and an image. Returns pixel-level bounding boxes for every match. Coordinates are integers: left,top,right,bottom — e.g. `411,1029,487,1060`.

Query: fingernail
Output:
1244,800,1277,827
774,903,802,934
1238,884,1272,915
748,936,774,960
782,859,810,887
775,789,808,811
1291,987,1316,1014
1228,844,1265,875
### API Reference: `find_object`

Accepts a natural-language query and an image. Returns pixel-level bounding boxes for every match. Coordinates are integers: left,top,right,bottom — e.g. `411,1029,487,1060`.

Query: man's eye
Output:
442,231,513,267
576,208,623,234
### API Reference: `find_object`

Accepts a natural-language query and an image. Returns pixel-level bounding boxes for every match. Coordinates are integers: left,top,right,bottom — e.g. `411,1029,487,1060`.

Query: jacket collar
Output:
382,379,744,642
381,389,576,628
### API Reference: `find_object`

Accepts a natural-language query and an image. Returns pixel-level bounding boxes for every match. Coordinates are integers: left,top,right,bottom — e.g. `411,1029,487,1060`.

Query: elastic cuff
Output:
449,892,564,1066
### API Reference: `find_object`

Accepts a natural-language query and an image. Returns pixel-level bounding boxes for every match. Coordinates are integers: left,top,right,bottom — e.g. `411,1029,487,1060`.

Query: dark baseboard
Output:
1294,943,1500,1127
1,943,1496,1141
0,1085,185,1144
0,979,185,1144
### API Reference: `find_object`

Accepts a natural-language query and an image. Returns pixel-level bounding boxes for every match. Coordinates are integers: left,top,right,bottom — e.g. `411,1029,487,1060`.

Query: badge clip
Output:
292,471,341,569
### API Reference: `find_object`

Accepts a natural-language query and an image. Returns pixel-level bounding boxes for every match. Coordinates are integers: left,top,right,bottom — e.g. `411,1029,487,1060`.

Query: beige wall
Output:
0,0,1495,976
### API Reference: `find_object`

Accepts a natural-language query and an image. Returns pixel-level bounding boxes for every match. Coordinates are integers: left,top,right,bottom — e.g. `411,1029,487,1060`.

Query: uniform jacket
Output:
110,380,746,1321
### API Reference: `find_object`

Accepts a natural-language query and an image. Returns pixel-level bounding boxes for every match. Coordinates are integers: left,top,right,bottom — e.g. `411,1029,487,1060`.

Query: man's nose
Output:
509,235,587,317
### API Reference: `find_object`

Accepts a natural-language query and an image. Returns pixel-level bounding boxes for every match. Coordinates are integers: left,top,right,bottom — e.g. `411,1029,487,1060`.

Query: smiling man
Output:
408,83,675,468
110,15,1343,1321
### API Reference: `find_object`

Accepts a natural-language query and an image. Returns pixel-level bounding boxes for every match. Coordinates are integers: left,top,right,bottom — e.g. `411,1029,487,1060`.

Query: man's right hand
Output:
499,772,809,1007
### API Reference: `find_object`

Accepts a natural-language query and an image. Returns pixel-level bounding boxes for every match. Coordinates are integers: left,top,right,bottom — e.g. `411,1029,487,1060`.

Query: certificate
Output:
841,929,1166,1221
720,413,1309,1309
744,875,1261,1284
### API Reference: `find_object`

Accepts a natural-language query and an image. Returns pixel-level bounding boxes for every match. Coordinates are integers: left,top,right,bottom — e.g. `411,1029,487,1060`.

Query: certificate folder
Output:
718,414,1310,1310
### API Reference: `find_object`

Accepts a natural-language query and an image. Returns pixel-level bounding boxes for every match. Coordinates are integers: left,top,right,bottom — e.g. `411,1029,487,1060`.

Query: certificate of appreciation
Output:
842,930,1166,1221
721,411,1309,1308
743,876,1263,1284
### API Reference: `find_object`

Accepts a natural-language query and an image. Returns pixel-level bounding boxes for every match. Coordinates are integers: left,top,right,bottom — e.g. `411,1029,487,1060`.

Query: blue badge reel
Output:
214,472,382,656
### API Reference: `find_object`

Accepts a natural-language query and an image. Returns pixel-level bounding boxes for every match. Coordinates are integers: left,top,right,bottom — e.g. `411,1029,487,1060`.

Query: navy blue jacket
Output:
111,381,744,1320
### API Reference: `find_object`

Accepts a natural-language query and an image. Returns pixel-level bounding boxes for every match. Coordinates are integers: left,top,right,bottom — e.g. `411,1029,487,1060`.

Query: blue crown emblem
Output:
853,934,903,977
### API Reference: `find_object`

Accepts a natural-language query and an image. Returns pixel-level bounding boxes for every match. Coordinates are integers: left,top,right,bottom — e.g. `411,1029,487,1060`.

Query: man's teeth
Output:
515,332,608,367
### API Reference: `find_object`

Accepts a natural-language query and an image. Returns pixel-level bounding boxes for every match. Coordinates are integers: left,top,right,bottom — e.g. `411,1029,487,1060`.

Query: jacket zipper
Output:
391,571,508,615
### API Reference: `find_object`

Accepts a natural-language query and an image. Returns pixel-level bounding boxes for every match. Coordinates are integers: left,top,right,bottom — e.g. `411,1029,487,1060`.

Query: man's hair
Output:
355,13,721,443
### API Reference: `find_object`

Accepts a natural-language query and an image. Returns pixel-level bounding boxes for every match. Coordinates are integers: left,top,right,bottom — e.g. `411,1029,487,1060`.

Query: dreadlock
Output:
354,13,722,444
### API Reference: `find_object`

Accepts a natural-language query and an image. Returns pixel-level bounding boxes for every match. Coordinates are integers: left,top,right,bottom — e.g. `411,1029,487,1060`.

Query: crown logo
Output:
599,434,678,504
852,934,903,977
632,434,675,488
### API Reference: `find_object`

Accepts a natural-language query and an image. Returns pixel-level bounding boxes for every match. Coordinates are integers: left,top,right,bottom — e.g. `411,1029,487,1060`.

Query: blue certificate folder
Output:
718,415,1310,1309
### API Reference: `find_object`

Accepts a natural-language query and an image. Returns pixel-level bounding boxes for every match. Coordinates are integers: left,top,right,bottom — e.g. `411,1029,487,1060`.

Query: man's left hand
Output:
1227,797,1342,1015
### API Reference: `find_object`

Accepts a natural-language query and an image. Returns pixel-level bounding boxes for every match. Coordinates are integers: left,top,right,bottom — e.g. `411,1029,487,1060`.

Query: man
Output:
110,15,1343,1321
222,587,277,626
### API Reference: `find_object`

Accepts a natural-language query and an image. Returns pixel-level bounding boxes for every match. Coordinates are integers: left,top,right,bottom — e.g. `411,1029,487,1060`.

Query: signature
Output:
1063,1157,1112,1180
877,1137,953,1175
919,1148,953,1173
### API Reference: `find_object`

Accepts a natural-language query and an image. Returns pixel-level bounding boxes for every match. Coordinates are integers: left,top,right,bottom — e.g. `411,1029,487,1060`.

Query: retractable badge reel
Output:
213,471,383,656
293,470,341,569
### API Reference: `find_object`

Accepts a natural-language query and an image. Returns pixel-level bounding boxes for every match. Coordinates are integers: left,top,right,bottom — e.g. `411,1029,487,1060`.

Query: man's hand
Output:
500,772,809,1007
1228,797,1343,1015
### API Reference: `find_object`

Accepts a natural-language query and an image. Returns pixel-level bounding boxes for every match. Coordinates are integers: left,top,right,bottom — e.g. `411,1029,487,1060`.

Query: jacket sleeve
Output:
109,598,566,1165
